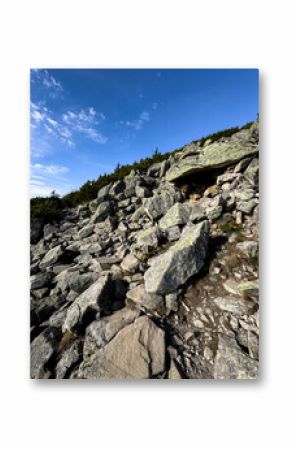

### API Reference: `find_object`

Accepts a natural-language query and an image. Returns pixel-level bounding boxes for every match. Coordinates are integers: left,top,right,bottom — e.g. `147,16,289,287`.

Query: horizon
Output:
30,68,258,198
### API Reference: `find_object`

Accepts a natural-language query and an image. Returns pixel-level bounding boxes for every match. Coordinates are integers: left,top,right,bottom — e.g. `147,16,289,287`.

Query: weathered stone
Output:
92,201,113,222
217,172,240,185
133,225,159,253
165,293,179,312
120,254,139,273
236,199,258,214
236,241,258,257
84,307,140,355
126,284,164,311
55,339,82,379
31,271,54,290
78,316,166,379
214,334,258,379
167,225,181,241
189,203,205,222
166,140,258,182
39,245,63,269
168,359,184,379
143,191,177,220
62,275,114,333
78,223,94,239
31,327,61,379
213,296,256,315
238,280,259,299
97,183,112,199
144,220,209,294
135,185,151,198
159,203,191,231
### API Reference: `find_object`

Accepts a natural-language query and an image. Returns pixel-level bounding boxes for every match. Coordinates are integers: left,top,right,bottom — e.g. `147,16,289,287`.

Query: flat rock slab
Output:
78,316,165,379
166,141,258,182
84,307,140,355
144,220,209,294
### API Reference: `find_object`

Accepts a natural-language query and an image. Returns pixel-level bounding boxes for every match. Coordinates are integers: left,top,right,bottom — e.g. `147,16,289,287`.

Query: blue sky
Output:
30,69,258,197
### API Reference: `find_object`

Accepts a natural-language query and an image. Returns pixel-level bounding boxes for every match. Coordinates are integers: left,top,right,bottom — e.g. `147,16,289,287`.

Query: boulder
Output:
166,141,258,182
31,327,61,379
144,220,209,294
126,284,164,311
83,307,140,355
159,203,191,231
143,191,177,220
214,334,258,379
77,316,166,379
62,275,114,333
92,201,113,223
120,253,139,273
31,271,54,290
39,245,63,269
56,339,82,379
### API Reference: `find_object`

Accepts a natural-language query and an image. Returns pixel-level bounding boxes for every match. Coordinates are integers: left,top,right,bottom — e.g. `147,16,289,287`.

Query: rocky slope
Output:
30,121,259,379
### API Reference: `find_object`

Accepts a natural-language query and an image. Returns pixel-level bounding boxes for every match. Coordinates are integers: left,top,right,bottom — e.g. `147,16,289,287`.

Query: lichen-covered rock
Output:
166,141,258,182
77,316,166,379
144,220,209,294
143,191,177,220
92,201,113,223
159,202,191,231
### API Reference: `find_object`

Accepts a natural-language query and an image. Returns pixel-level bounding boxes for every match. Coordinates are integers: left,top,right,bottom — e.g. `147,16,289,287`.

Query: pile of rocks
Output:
30,121,259,379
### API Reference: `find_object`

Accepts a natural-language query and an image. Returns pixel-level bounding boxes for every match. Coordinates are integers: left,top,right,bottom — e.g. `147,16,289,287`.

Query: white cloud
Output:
30,163,73,197
152,102,159,110
31,69,63,97
31,163,69,175
125,110,150,131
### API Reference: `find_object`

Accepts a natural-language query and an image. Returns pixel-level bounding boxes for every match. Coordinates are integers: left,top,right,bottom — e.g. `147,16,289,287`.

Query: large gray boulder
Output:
92,201,113,223
214,334,258,379
159,202,191,231
143,191,178,220
62,275,113,333
166,140,258,182
144,220,209,294
39,245,63,269
77,316,165,379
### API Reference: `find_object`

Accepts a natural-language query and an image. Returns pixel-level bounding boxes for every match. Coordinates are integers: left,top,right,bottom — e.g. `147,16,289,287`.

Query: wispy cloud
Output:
152,102,159,110
124,110,150,131
62,107,107,143
31,69,63,98
31,163,69,175
30,163,73,197
31,103,107,148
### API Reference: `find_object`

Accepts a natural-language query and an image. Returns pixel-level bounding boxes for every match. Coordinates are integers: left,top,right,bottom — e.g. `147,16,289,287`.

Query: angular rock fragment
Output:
31,327,61,379
78,316,165,379
84,307,140,355
62,275,114,333
214,334,258,379
144,220,209,294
